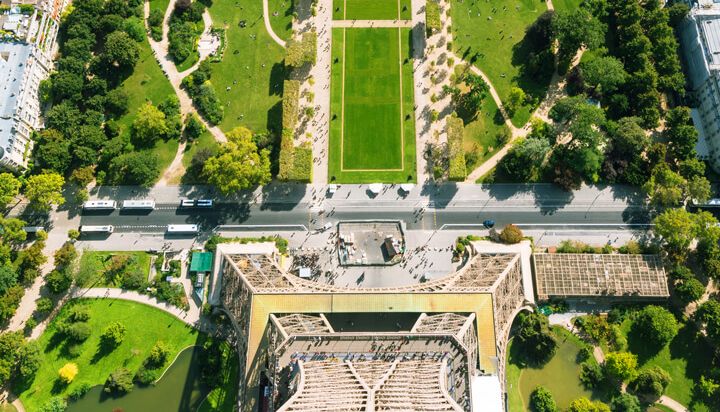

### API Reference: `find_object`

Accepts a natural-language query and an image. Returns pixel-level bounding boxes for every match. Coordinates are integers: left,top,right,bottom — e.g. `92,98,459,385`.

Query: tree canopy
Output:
202,127,272,194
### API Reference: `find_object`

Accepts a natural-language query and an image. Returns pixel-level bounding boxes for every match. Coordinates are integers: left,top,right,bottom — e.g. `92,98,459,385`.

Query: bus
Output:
167,224,198,234
121,199,156,210
83,200,116,210
80,225,114,233
22,226,45,233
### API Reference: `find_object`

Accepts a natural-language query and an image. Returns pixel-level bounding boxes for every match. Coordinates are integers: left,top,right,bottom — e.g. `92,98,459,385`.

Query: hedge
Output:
447,116,466,181
278,129,312,182
285,32,317,67
426,0,442,36
282,80,300,130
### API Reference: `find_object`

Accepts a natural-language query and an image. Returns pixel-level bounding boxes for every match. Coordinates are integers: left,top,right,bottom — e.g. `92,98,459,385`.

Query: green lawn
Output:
16,299,199,411
76,251,153,288
618,319,714,407
329,28,416,183
197,343,239,412
551,0,583,13
267,0,294,42
176,48,199,73
333,0,412,20
115,37,179,179
148,0,170,15
507,328,598,411
462,94,508,171
207,0,289,134
451,0,550,127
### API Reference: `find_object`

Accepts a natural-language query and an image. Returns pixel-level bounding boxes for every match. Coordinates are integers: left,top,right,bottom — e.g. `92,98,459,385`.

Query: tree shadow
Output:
268,62,286,98
626,325,664,365
91,341,116,365
266,101,283,135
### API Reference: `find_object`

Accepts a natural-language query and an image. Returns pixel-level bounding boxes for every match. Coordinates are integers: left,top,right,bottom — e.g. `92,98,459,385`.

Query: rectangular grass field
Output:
333,0,412,20
329,28,416,183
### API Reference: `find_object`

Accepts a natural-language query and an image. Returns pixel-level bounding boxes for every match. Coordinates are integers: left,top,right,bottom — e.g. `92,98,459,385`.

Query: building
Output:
679,0,720,172
0,0,63,170
533,253,669,301
213,241,535,411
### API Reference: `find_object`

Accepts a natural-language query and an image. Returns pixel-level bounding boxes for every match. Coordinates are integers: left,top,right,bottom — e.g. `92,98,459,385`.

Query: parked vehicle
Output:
83,200,116,210
121,200,155,209
80,225,114,233
167,224,198,234
483,220,495,229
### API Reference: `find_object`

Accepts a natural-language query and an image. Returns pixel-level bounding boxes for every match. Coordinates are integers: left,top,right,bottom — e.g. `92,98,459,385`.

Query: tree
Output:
664,107,698,163
629,366,671,399
132,102,168,146
102,31,139,68
506,87,526,117
145,341,171,368
580,56,627,96
653,208,706,260
50,71,84,102
65,321,91,342
0,265,17,295
632,305,678,349
203,127,271,194
104,88,129,117
104,367,134,394
70,166,95,187
515,312,558,366
35,297,53,314
101,322,126,348
604,351,637,382
459,73,490,116
525,10,556,52
553,9,605,67
609,393,641,412
529,386,557,412
671,266,706,304
16,341,41,381
0,173,21,209
499,224,523,244
25,173,65,212
38,397,67,412
0,217,27,244
184,113,205,140
58,362,78,383
107,152,160,187
568,397,611,412
695,300,720,346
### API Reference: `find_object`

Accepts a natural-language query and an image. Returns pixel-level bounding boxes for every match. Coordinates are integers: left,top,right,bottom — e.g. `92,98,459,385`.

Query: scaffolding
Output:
533,254,669,300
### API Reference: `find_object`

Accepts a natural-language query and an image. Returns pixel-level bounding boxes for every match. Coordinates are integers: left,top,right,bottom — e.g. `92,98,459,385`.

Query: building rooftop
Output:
0,41,30,120
533,253,669,300
189,251,213,272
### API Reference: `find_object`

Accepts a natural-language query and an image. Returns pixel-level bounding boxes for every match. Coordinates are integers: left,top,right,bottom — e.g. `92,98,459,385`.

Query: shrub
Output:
285,32,317,67
184,113,205,140
35,297,53,314
426,0,441,35
631,305,678,349
68,382,92,401
193,82,224,124
629,366,670,398
58,362,78,383
529,386,557,412
604,352,637,382
609,393,641,412
65,322,92,342
579,360,603,389
288,144,313,182
447,116,466,180
146,341,171,368
515,312,557,366
45,269,73,294
39,397,67,412
101,321,126,347
67,305,90,322
67,229,80,240
282,80,300,130
134,366,160,385
499,224,523,244
104,367,134,394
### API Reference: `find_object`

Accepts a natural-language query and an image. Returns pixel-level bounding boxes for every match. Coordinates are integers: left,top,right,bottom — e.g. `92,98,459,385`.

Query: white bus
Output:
22,226,45,233
167,224,198,234
83,200,116,210
122,199,155,209
80,225,114,233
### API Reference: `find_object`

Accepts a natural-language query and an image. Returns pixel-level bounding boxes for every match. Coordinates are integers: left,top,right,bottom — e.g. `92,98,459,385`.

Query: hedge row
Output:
426,0,441,36
447,116,466,181
285,32,317,68
278,129,312,182
282,80,300,130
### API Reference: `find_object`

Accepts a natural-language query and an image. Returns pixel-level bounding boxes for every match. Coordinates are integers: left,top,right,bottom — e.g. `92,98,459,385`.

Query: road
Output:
70,201,650,234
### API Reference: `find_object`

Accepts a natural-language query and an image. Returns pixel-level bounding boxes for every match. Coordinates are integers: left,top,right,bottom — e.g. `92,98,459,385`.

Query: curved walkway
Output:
143,0,226,144
263,0,287,47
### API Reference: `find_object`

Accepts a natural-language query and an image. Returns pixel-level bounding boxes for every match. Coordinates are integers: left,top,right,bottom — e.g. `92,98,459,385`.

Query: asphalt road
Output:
74,201,651,233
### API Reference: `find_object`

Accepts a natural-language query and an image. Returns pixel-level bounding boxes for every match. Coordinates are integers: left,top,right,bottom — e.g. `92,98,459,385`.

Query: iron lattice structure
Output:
218,243,532,411
265,313,476,411
533,253,669,300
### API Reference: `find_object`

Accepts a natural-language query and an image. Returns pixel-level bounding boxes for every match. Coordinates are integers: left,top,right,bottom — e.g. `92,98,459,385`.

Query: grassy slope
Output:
207,0,290,134
450,0,549,127
328,28,416,183
333,0,412,20
17,299,199,411
115,37,179,177
77,251,152,288
267,0,294,42
176,130,220,184
148,0,170,15
462,94,507,170
551,0,583,13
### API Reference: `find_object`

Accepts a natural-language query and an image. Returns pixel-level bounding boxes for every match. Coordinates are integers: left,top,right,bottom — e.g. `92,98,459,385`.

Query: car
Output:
483,220,495,229
180,199,195,207
196,199,213,208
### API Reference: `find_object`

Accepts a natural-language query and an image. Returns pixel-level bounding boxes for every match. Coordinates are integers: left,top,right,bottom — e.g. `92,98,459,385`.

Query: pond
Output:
67,346,209,412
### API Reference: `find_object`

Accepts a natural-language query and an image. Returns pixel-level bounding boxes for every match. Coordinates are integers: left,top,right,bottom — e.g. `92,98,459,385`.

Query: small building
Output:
533,253,669,301
190,251,213,274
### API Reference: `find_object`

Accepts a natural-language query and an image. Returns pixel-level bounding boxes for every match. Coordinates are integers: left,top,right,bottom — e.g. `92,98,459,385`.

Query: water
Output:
67,346,209,412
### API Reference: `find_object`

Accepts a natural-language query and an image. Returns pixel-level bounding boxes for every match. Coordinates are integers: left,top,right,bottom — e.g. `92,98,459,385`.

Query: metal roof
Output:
190,251,213,272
